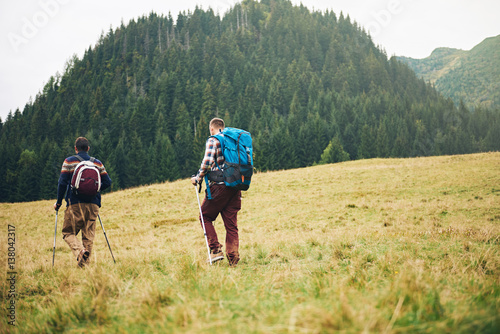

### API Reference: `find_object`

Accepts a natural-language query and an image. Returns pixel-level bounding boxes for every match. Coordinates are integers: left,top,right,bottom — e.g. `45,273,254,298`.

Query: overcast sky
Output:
1,0,498,121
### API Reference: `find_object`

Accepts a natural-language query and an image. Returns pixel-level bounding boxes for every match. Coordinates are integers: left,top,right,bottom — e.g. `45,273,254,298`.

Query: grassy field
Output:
1,152,499,333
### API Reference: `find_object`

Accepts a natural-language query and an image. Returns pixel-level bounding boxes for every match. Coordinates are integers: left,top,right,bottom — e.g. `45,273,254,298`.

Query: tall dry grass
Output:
1,152,499,333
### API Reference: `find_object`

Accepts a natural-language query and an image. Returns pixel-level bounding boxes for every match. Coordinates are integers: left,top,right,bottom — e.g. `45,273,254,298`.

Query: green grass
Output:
1,153,499,333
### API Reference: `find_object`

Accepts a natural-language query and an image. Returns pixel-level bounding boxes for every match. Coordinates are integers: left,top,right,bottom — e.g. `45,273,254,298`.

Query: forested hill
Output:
398,35,500,109
1,0,499,203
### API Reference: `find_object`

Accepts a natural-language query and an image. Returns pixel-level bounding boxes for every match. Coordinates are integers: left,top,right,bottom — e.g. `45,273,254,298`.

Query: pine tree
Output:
38,141,61,200
376,121,390,158
358,124,375,159
412,120,432,156
127,131,148,186
155,132,180,181
16,150,39,202
320,137,349,164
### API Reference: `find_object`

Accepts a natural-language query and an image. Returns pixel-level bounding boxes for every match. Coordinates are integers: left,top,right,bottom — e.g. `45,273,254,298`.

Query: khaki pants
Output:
62,203,99,263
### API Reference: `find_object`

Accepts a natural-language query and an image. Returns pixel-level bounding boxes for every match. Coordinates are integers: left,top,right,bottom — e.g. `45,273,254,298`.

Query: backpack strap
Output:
73,155,95,163
237,132,243,165
204,133,224,200
204,174,212,200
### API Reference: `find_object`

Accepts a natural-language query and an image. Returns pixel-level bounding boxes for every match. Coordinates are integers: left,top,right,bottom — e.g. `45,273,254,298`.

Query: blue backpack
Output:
205,127,253,198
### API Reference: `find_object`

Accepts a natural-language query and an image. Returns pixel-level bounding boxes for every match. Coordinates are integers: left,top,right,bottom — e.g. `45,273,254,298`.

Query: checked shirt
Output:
195,136,225,184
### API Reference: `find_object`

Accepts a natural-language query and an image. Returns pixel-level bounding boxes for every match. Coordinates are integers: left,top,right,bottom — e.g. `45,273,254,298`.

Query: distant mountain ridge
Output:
398,35,500,109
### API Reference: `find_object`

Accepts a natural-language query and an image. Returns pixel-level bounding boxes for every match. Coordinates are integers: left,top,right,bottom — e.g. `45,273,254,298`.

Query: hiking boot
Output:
77,249,90,268
227,254,239,267
207,250,224,263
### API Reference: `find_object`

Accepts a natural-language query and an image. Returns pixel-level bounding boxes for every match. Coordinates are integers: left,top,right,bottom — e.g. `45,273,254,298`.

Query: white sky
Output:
1,0,499,121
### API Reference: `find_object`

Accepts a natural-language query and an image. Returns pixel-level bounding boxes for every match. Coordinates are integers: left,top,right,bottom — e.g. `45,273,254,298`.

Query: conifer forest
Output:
1,0,499,202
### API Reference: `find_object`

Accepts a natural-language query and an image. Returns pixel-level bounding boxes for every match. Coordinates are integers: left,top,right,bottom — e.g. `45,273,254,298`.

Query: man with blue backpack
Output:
191,118,253,266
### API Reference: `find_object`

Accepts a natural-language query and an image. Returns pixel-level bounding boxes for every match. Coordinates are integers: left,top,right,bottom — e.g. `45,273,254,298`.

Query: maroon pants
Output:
200,184,241,265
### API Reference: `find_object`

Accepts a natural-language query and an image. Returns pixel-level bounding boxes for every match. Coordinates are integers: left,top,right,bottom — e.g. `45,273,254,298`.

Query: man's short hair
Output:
75,137,90,152
210,118,225,130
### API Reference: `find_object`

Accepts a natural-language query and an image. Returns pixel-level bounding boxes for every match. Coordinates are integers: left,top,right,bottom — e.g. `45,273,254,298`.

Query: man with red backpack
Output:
53,137,112,268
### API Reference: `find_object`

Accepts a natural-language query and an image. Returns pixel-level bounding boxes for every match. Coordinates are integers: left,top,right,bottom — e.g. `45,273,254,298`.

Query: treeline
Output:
399,35,500,110
1,0,499,203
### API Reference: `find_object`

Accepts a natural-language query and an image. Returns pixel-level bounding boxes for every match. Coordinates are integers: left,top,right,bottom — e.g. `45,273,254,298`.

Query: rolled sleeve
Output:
195,137,219,183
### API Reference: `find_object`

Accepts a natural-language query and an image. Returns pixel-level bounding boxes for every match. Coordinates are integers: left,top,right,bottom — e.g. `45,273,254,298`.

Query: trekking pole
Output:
52,211,58,267
97,214,116,263
194,184,213,265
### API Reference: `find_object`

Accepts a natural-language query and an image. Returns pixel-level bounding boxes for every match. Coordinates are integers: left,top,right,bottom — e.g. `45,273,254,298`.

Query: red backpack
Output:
71,156,101,199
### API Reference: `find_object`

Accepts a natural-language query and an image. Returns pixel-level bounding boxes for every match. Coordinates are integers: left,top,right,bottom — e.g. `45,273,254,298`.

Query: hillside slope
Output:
1,153,499,333
399,35,500,109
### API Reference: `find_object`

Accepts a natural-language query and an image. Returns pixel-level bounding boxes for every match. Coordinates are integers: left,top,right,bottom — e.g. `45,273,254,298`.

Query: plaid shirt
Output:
195,136,225,184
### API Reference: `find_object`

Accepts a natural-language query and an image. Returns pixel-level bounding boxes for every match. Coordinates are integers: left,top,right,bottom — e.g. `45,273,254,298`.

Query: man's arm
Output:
97,161,112,192
192,137,219,184
54,159,71,210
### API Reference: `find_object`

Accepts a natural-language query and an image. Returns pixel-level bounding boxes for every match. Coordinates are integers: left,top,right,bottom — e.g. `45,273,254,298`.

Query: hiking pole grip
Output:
192,174,202,193
194,184,212,265
98,214,116,263
52,211,58,267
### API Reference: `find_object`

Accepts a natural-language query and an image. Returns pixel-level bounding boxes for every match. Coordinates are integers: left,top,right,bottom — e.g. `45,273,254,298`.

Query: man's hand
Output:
191,176,198,186
54,202,61,211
